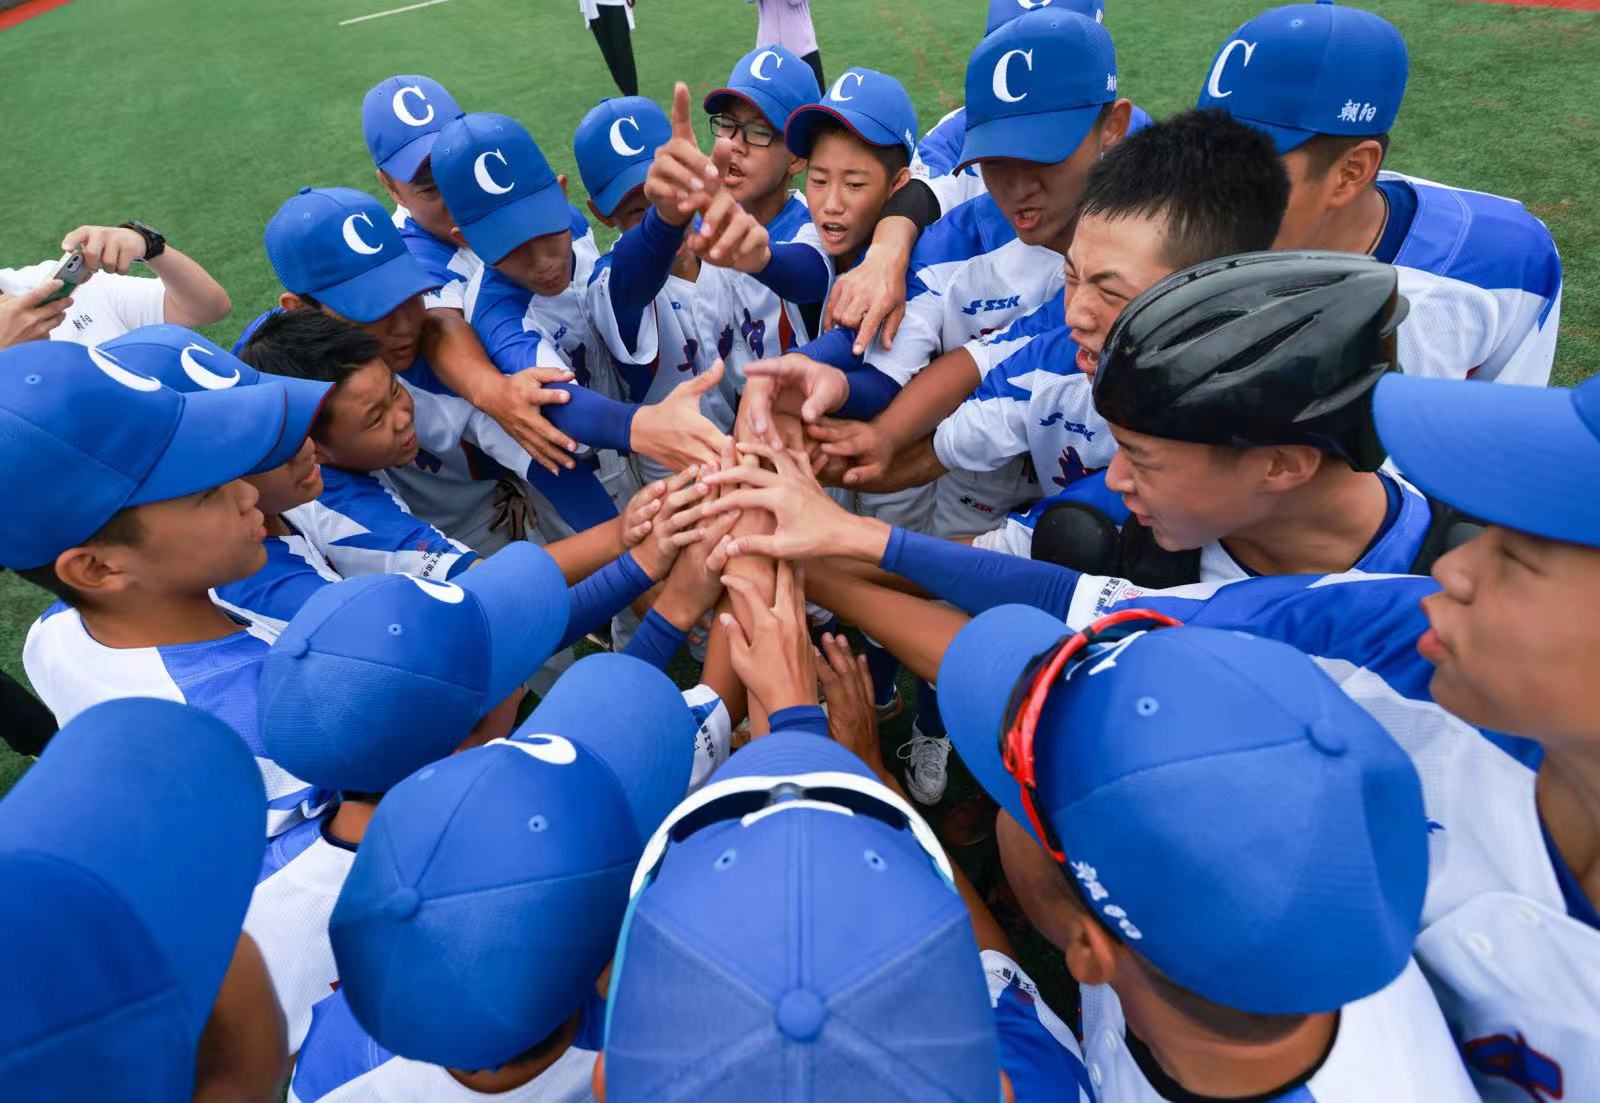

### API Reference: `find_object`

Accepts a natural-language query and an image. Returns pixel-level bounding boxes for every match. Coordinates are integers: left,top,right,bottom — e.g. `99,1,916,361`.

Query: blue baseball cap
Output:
605,733,1000,1102
362,74,462,182
329,653,696,1070
1376,374,1600,548
704,44,822,131
432,112,570,265
986,0,1104,34
786,68,918,160
1196,2,1409,154
100,325,331,474
958,9,1119,170
0,341,291,570
264,186,438,324
258,542,570,793
941,606,1428,1014
574,97,671,217
0,698,266,1100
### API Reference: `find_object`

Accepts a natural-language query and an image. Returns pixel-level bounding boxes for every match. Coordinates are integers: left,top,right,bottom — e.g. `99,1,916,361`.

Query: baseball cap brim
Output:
938,604,1068,841
252,376,333,473
1375,374,1600,547
785,104,900,159
955,103,1105,171
1226,114,1317,155
513,652,695,836
455,541,570,702
592,162,651,218
379,132,439,184
0,698,266,1029
704,87,790,132
131,382,289,508
711,730,877,783
458,180,573,266
312,247,438,325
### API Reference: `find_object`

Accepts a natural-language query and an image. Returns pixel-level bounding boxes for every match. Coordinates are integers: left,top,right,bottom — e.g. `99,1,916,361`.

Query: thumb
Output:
689,357,725,394
20,280,63,306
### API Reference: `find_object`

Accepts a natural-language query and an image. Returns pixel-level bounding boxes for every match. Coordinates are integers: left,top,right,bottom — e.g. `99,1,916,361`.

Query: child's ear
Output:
447,226,469,249
374,167,402,205
1064,910,1123,988
54,544,132,598
788,153,808,180
279,291,308,312
888,165,913,195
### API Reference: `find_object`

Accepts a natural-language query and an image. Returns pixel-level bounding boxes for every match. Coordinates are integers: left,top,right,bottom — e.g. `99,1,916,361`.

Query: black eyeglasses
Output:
708,114,779,148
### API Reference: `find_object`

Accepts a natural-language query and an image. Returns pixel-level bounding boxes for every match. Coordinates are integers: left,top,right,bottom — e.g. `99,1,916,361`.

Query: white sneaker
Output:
898,726,951,805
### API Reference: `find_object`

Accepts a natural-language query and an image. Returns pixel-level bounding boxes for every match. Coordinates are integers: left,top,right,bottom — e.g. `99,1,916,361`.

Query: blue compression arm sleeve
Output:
523,461,619,532
561,552,654,649
836,364,902,420
755,242,832,305
768,705,829,738
799,327,863,370
542,385,638,452
608,209,687,354
880,526,1083,619
621,608,689,671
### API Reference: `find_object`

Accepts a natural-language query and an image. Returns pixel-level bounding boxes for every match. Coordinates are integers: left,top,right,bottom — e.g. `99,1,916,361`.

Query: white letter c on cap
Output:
342,213,384,256
609,116,644,156
1206,39,1257,99
405,575,466,603
87,345,162,392
992,49,1034,104
179,344,240,390
828,71,864,102
749,49,782,81
492,734,579,766
392,85,434,127
474,149,515,195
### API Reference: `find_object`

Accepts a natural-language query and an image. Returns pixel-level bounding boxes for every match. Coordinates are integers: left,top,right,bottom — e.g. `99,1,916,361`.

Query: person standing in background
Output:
582,0,639,97
748,0,822,89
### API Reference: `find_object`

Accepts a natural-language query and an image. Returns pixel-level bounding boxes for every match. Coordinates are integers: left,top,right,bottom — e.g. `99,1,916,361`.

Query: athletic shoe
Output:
898,725,951,805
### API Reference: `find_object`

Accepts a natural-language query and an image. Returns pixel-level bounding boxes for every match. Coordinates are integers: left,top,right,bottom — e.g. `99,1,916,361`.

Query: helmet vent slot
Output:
1159,310,1245,351
1217,314,1318,374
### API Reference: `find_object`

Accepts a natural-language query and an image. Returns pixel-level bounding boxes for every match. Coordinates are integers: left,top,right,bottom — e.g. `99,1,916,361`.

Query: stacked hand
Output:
806,416,897,487
629,466,719,580
720,559,818,715
629,359,732,473
653,444,742,631
816,633,884,776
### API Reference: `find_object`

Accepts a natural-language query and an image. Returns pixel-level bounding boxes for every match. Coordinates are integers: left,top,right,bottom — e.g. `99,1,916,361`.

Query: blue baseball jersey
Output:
22,604,330,837
1079,962,1478,1101
392,207,482,315
982,951,1095,1103
212,519,344,640
303,468,478,582
288,984,603,1102
245,816,356,1052
1381,172,1562,386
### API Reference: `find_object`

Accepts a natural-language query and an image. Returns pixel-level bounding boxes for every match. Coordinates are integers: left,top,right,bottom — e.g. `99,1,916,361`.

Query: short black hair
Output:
1079,109,1291,271
1298,132,1391,178
11,508,146,608
805,117,911,177
238,308,381,386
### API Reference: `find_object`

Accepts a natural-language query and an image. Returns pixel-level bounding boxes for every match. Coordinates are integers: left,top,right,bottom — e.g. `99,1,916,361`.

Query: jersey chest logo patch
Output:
1464,1033,1563,1101
960,295,1021,316
1053,447,1104,490
1038,412,1095,440
740,308,767,359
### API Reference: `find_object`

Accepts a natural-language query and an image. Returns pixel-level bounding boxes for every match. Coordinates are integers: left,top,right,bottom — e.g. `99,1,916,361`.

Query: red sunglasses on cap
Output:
997,609,1180,861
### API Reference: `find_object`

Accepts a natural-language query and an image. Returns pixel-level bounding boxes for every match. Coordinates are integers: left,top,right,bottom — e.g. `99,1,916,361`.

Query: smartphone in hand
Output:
39,251,88,304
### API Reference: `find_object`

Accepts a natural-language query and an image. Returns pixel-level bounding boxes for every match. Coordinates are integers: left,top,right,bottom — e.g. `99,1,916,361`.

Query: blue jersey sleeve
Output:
607,209,688,355
561,552,654,650
768,705,830,738
621,608,688,672
756,242,832,305
311,470,479,581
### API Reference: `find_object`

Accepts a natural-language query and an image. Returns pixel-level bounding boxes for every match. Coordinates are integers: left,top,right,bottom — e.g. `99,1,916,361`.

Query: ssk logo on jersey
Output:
1038,411,1095,440
961,295,1021,315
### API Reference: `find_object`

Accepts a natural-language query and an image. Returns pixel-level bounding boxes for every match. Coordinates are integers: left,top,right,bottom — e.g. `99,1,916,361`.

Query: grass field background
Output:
1,0,1597,991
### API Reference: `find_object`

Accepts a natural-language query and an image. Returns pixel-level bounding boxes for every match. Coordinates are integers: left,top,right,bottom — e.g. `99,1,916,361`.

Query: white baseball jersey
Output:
21,604,329,837
683,683,733,791
288,987,599,1102
586,258,732,482
0,260,166,346
691,190,815,409
393,207,483,315
981,950,1095,1103
1330,665,1600,1103
1079,962,1477,1102
246,816,356,1052
305,468,478,581
1381,171,1562,386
